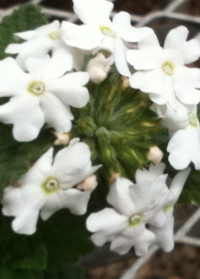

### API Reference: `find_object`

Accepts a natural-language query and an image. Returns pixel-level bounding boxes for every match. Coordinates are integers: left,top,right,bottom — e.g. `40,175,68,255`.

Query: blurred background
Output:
0,0,200,278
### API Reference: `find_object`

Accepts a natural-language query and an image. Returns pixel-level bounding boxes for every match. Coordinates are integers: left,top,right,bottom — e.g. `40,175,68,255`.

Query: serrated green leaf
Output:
0,124,55,200
0,4,48,59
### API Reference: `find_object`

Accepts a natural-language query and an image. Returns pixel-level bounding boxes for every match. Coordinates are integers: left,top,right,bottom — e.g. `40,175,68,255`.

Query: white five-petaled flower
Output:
2,138,101,235
127,26,200,109
151,101,195,136
167,109,200,170
0,49,89,142
5,21,64,70
87,164,190,255
150,167,190,251
61,0,153,77
87,164,171,256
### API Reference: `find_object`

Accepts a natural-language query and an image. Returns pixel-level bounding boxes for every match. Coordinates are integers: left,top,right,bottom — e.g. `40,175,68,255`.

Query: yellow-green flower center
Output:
41,176,60,195
163,204,172,213
48,30,60,40
27,81,46,96
188,112,199,128
128,214,143,227
162,61,174,76
100,25,116,37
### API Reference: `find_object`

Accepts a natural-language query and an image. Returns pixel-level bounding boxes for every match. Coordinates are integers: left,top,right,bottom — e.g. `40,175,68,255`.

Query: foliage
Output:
0,4,48,59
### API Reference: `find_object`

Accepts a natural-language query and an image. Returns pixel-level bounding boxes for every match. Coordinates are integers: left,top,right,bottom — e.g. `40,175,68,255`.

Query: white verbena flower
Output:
151,101,193,136
167,110,200,170
0,49,89,142
127,26,200,109
5,21,63,70
150,168,190,251
87,164,170,255
2,138,101,235
62,0,152,77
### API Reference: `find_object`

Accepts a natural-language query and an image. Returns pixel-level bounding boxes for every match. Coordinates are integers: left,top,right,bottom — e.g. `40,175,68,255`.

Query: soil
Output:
86,245,200,279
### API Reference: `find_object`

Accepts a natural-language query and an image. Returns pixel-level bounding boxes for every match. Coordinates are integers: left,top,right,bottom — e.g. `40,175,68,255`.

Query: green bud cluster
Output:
72,70,161,181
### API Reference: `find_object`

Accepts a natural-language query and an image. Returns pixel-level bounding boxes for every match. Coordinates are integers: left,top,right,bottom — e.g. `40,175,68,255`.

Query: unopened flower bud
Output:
54,132,71,145
147,146,163,164
109,172,121,183
87,53,110,84
121,77,130,89
76,175,97,193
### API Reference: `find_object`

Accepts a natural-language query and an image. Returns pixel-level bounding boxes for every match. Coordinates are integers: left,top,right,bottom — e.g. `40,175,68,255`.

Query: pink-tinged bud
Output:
76,175,97,193
54,132,71,145
147,146,163,164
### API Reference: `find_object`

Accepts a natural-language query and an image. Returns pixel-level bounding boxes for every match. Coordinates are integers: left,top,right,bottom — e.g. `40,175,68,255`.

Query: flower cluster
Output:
0,0,198,259
127,26,200,170
87,164,190,255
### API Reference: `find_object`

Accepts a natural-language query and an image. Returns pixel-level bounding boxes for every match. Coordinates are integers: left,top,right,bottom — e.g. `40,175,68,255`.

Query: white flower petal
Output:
107,178,136,216
127,48,163,70
114,37,130,77
138,31,160,50
12,207,40,235
135,163,166,184
129,176,168,213
110,235,134,255
151,212,174,252
5,43,24,54
174,67,200,88
73,0,113,25
0,94,44,141
41,188,91,220
51,140,100,189
180,39,200,64
146,210,167,227
134,229,156,256
2,187,26,217
130,70,166,94
14,30,35,40
42,48,73,80
21,148,53,187
40,93,73,133
164,26,188,50
62,21,103,50
86,208,127,234
113,12,153,42
167,126,200,170
168,167,191,203
90,231,109,246
150,75,176,109
0,58,29,97
16,39,52,71
47,72,89,108
59,188,90,215
25,55,50,75
175,81,200,105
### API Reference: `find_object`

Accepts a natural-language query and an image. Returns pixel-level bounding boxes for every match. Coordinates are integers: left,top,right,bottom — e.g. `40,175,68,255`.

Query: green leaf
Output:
0,124,55,200
38,210,94,270
0,4,48,59
44,263,85,279
0,213,48,271
0,266,43,279
179,168,200,204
